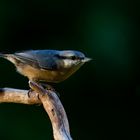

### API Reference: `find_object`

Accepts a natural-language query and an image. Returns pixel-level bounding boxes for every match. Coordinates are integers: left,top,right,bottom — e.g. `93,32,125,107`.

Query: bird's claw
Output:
27,88,34,98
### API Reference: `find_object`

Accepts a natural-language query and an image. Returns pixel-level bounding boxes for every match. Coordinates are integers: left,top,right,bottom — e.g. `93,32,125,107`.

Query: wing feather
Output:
14,50,59,70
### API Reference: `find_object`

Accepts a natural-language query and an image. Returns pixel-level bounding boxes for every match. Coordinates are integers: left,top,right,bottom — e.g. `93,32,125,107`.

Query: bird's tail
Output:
0,53,17,64
0,53,4,57
0,53,7,58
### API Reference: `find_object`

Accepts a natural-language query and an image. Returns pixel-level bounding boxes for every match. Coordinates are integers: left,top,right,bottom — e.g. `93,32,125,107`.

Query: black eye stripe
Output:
71,56,76,60
55,54,84,60
55,54,66,59
80,57,84,60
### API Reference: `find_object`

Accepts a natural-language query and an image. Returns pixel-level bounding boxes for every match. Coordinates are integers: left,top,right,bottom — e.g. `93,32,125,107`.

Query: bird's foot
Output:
28,81,60,98
27,88,40,99
27,88,34,98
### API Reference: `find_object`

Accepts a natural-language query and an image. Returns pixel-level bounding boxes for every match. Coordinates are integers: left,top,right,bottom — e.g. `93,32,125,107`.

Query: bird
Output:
0,50,91,89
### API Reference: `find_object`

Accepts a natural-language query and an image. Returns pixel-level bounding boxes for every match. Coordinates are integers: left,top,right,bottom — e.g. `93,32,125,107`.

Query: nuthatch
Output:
0,50,91,84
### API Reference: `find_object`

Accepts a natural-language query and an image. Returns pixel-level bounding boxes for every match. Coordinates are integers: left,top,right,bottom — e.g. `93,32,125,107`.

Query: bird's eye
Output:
71,56,77,60
80,57,84,60
55,54,78,60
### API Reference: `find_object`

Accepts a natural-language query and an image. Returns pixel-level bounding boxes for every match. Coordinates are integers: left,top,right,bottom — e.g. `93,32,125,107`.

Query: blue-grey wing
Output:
36,56,58,70
14,50,59,70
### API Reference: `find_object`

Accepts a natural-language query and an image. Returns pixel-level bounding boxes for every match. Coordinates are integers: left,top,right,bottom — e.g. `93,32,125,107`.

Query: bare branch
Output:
0,83,73,140
29,81,72,140
0,88,41,104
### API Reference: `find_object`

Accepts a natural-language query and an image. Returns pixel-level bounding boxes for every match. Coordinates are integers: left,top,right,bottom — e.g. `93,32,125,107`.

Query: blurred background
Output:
0,0,140,140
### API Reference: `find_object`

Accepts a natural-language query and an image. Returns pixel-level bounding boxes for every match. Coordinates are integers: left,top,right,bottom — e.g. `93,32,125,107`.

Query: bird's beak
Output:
82,57,92,63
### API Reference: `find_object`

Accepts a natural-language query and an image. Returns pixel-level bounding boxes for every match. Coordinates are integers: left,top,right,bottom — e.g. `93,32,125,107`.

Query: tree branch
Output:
0,88,41,104
0,82,72,140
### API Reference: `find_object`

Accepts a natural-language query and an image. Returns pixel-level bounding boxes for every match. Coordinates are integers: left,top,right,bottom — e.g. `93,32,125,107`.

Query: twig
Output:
29,81,72,140
0,88,41,104
0,82,72,140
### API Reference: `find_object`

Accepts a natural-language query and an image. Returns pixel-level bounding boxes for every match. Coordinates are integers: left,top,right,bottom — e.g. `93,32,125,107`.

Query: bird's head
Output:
55,50,92,69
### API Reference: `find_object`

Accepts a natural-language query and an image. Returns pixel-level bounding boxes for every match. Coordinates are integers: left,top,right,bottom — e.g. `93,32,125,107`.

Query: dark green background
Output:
0,1,140,140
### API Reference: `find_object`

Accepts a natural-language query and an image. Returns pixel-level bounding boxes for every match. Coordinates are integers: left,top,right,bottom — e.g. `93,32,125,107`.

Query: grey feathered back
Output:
14,50,61,70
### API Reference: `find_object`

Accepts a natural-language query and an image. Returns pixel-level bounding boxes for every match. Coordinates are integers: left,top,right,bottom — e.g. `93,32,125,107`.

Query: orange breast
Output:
16,64,82,83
